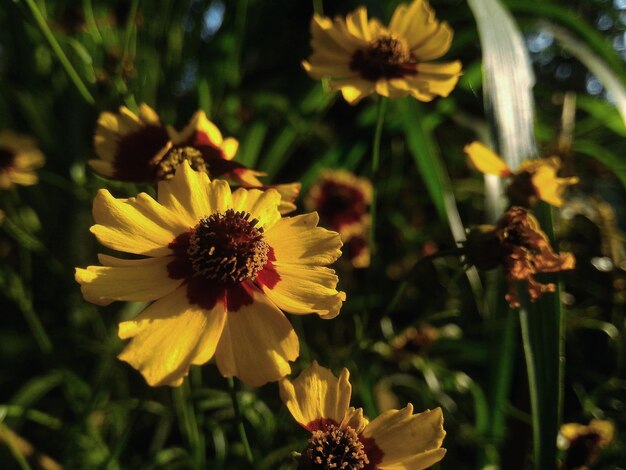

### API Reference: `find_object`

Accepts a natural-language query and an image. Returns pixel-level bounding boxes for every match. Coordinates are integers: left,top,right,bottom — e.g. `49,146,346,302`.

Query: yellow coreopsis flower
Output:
464,141,579,208
90,105,301,213
303,0,462,104
75,163,345,387
0,131,45,189
305,169,372,268
280,362,446,469
560,419,614,470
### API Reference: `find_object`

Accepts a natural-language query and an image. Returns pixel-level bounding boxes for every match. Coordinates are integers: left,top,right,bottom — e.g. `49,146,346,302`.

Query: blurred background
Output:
0,0,625,468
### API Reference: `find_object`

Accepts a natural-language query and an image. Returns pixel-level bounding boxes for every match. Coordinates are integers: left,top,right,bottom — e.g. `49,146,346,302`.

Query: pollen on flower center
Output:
301,423,369,469
155,146,207,181
350,36,413,81
187,209,269,284
0,147,15,171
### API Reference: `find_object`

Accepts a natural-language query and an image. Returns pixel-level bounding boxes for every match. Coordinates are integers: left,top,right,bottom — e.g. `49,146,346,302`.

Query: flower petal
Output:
362,405,446,469
265,213,342,265
91,190,187,256
157,161,223,226
75,256,182,306
118,287,227,387
346,6,372,42
464,141,512,177
215,290,299,387
390,0,453,59
262,264,345,318
279,361,352,430
231,187,281,231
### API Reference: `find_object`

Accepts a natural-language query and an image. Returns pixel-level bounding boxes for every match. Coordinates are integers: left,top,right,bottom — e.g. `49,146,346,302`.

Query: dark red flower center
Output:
167,209,280,311
350,36,415,81
113,124,169,182
0,146,15,172
316,181,367,230
301,423,369,470
187,209,269,284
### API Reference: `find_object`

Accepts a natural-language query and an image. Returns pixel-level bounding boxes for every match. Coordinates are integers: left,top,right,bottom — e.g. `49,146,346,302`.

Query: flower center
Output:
301,424,369,470
0,147,15,171
187,209,269,284
350,36,413,81
155,146,208,181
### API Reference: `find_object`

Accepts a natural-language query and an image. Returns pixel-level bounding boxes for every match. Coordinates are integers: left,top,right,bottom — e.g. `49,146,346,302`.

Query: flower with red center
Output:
559,420,614,470
465,141,579,208
0,130,45,189
75,162,345,387
465,207,576,308
280,362,446,469
90,106,300,213
303,0,462,104
306,170,371,268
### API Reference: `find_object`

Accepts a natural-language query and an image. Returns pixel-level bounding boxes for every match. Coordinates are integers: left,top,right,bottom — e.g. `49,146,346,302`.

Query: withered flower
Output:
466,207,575,308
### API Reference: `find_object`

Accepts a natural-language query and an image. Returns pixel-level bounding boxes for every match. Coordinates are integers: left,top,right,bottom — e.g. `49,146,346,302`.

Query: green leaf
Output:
573,140,626,191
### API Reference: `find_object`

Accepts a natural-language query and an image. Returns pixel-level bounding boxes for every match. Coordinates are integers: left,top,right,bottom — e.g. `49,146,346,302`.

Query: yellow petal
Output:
404,61,462,101
464,141,512,177
215,290,299,387
261,264,345,318
157,161,215,226
310,14,363,56
333,79,376,105
91,190,187,256
273,182,301,214
137,103,161,125
362,405,446,469
341,407,369,434
345,6,372,42
279,361,351,429
169,110,223,147
221,137,239,160
8,172,38,186
75,256,182,306
118,287,227,387
527,160,578,208
264,213,342,265
87,159,115,178
231,187,281,231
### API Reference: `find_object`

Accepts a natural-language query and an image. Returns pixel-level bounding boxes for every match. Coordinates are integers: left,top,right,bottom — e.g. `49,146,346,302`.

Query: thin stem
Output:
118,0,139,79
172,382,205,467
384,247,465,315
22,0,95,105
520,307,541,467
369,97,388,257
227,377,253,464
312,0,324,15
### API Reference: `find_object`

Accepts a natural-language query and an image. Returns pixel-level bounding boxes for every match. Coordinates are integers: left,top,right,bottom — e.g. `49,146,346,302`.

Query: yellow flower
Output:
464,141,579,208
0,131,45,189
75,163,345,387
280,362,446,469
560,419,614,470
305,169,372,268
90,106,301,212
303,0,462,104
91,104,169,182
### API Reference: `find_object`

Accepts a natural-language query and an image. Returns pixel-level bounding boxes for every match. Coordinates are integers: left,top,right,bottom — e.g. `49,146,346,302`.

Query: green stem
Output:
519,307,541,466
22,0,95,105
369,97,388,258
172,382,205,467
312,0,324,15
227,377,253,464
119,0,139,77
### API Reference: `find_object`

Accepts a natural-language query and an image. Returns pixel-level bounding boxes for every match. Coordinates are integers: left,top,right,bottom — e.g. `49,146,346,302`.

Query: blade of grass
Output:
22,0,95,105
398,100,485,316
467,1,564,468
